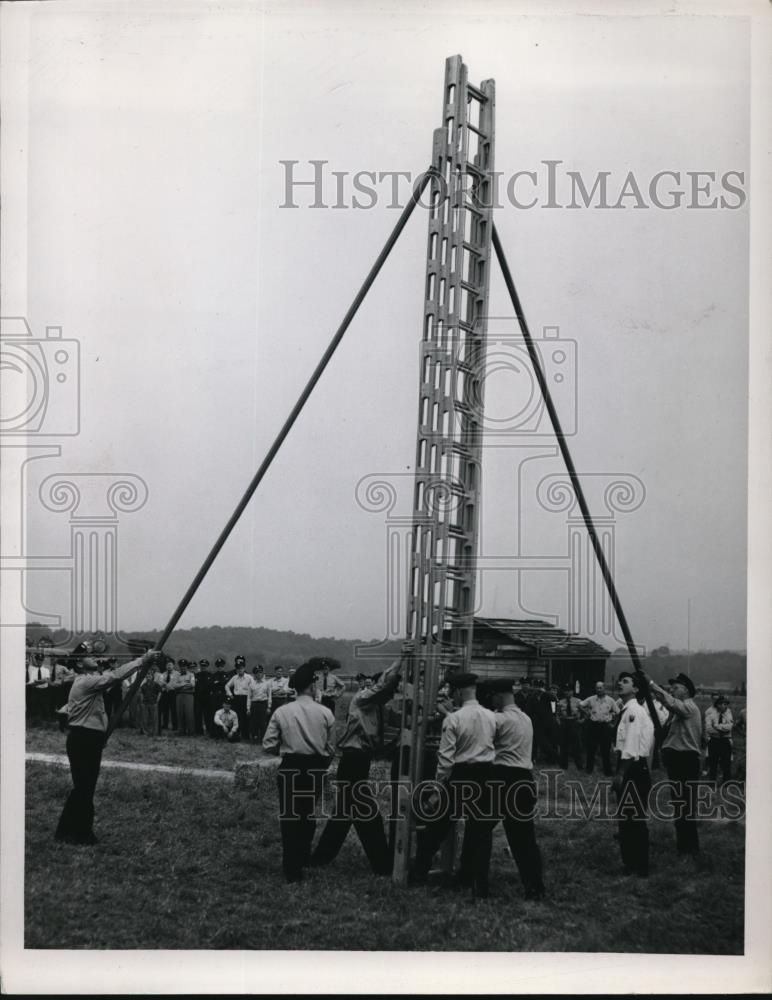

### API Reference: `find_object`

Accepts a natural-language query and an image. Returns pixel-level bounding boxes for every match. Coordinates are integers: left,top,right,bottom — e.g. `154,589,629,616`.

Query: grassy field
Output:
25,721,745,953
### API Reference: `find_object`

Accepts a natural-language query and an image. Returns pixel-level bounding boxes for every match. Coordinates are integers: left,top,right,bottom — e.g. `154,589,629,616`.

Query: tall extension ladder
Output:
392,55,495,884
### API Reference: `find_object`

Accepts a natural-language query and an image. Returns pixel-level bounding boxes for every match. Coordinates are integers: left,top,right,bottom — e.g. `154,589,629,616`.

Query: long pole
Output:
106,168,436,741
491,224,661,736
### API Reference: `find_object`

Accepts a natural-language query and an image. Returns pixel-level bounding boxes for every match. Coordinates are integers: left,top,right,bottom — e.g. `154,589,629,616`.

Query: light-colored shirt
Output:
557,696,583,722
27,663,51,687
315,671,346,702
225,673,252,698
171,670,195,694
214,707,239,734
249,677,272,705
262,694,334,757
66,656,146,731
337,658,401,752
494,704,534,769
615,698,655,760
657,691,702,754
580,694,619,723
155,669,180,691
436,699,497,783
270,676,291,698
704,706,734,740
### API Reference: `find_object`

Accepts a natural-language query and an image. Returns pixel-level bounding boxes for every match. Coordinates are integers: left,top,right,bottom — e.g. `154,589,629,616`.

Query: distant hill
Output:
25,622,401,675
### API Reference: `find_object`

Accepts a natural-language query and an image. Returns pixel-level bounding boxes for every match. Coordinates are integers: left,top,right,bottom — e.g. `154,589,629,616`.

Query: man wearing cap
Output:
194,660,210,736
225,656,251,736
646,671,702,856
312,657,346,715
248,665,272,743
704,695,734,785
489,676,546,900
155,657,180,732
579,681,620,776
207,658,230,735
614,672,655,877
55,649,161,844
310,651,407,876
410,672,497,900
263,662,335,882
269,665,292,716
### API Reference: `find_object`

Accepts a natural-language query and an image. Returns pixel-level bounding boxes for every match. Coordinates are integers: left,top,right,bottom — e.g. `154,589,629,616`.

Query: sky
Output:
4,2,752,653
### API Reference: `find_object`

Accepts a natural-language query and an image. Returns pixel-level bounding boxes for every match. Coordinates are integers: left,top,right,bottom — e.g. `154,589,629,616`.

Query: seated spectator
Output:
213,698,240,741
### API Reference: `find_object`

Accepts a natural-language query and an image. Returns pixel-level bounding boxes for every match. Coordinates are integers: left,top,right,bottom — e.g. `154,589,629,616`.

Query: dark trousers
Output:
707,738,732,783
194,695,206,735
616,759,651,875
585,721,614,775
558,719,584,769
312,748,390,874
413,762,496,896
321,696,336,714
55,726,105,843
662,748,700,855
276,753,331,881
493,765,544,894
159,690,177,730
250,701,269,742
231,695,249,737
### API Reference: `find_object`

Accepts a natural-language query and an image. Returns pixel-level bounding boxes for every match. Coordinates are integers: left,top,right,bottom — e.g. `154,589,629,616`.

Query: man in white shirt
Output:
580,681,620,776
311,657,346,714
248,665,272,743
171,659,196,736
268,665,292,716
213,698,240,741
225,655,251,736
27,654,52,720
704,696,733,784
614,671,655,877
490,676,546,900
263,661,335,883
410,672,497,900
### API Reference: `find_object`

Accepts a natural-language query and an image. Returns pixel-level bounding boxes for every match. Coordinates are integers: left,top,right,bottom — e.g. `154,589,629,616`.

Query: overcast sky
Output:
6,2,751,652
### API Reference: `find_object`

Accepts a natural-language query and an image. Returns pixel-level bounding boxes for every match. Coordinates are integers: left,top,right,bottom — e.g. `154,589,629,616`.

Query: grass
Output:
25,723,746,953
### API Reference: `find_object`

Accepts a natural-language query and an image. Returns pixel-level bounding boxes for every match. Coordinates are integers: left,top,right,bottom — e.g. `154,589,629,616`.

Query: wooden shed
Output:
470,618,610,698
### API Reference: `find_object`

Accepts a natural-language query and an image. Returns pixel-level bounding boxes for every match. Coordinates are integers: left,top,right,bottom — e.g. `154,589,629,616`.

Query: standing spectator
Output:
248,665,272,743
156,657,179,732
409,673,497,900
207,658,230,734
704,696,734,784
269,665,292,716
646,671,702,856
225,656,251,735
311,657,346,714
193,660,210,736
311,652,406,876
55,650,160,844
556,684,584,770
172,659,196,735
613,672,655,877
138,671,162,735
580,681,620,776
26,654,51,720
213,698,241,741
490,677,546,900
263,663,335,883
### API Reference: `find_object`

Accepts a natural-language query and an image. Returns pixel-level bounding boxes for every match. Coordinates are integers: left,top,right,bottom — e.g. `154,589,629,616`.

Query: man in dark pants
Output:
194,659,210,736
311,651,406,875
489,677,546,899
579,681,619,776
646,671,702,856
410,673,497,900
55,649,161,844
613,672,654,877
263,661,334,883
156,657,179,732
206,658,229,735
556,684,584,769
225,655,251,735
704,696,734,784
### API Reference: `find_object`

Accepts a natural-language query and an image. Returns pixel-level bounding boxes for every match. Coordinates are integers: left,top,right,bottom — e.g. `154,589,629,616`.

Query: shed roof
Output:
473,618,610,660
